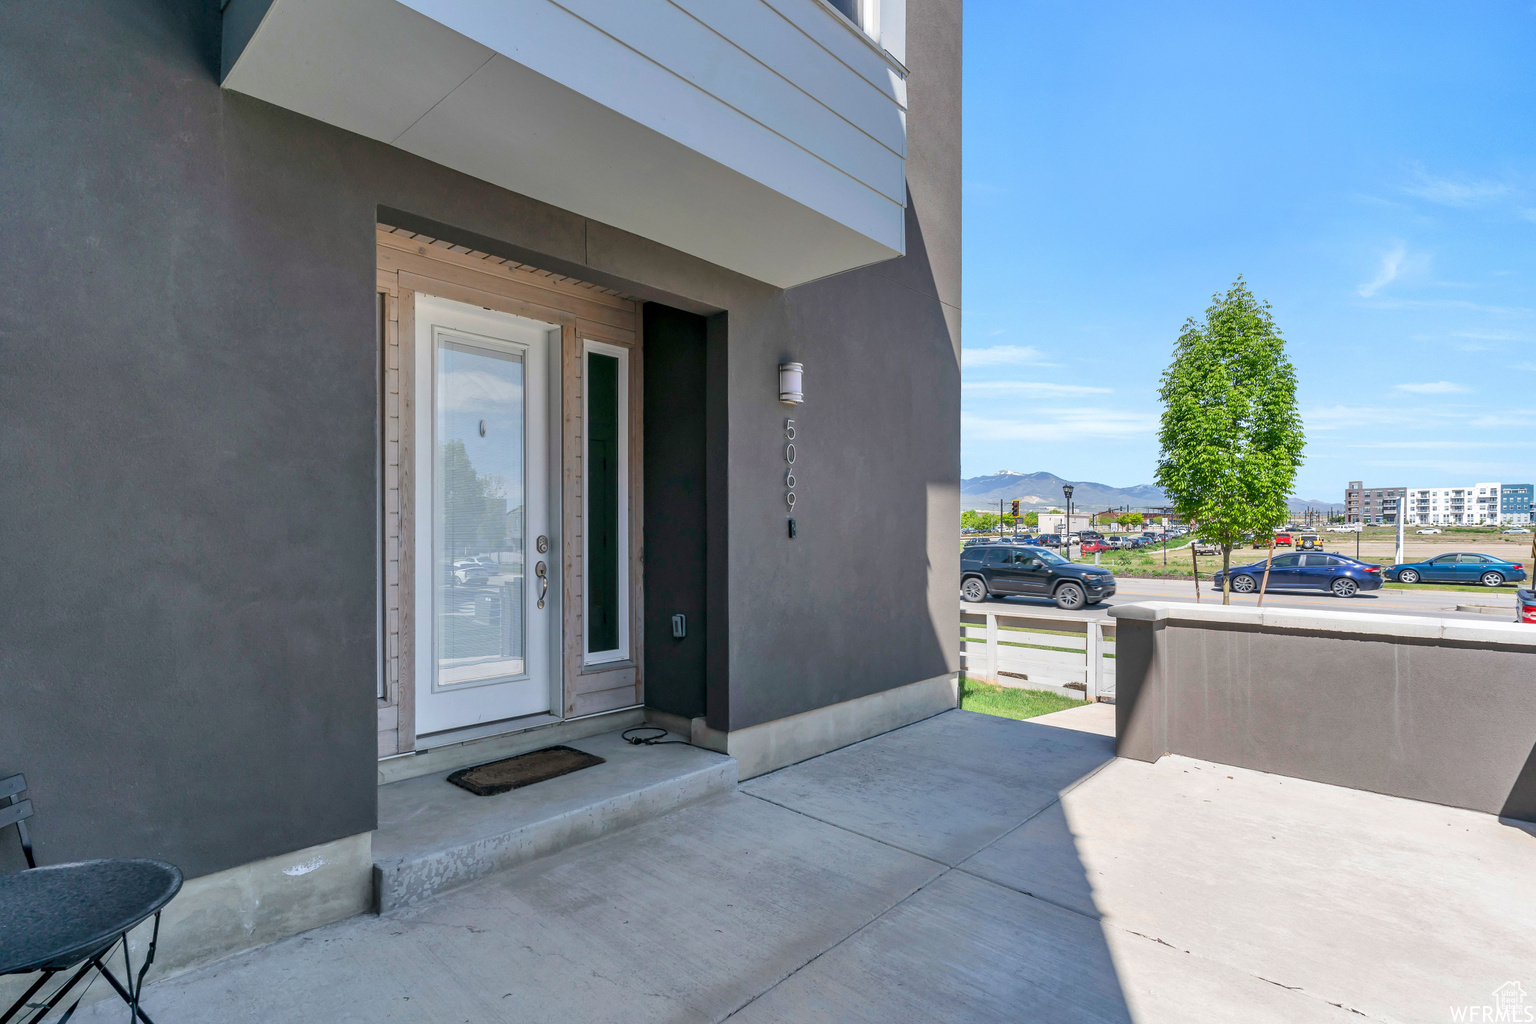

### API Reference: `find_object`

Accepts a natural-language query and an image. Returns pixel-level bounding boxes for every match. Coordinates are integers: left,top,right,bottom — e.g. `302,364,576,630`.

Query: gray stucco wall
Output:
0,0,960,876
1113,606,1536,821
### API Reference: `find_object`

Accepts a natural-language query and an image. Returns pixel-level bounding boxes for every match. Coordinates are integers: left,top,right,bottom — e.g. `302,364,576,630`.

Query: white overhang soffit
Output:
221,0,909,289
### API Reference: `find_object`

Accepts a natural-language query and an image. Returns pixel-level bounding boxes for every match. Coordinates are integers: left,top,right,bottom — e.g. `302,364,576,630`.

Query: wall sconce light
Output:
779,361,804,405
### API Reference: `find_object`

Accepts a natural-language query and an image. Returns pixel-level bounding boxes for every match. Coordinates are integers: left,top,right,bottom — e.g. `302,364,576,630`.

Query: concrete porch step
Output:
373,729,737,912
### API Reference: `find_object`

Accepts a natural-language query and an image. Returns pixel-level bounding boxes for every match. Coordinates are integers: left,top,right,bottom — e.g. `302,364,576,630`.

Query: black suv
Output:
960,544,1117,610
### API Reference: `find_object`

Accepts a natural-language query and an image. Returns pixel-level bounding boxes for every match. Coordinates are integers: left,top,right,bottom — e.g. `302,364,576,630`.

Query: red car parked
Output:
1517,589,1536,624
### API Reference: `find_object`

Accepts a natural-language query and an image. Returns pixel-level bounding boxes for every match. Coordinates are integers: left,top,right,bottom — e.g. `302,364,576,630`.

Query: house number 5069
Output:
784,419,797,510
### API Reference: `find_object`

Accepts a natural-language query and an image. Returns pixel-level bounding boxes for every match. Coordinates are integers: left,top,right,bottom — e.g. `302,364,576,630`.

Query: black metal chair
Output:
0,774,182,1023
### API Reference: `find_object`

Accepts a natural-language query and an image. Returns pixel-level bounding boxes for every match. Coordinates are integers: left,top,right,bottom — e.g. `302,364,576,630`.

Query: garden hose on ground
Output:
621,726,692,747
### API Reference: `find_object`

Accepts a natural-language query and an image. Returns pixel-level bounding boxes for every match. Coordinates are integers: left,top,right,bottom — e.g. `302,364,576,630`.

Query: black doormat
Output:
446,746,606,797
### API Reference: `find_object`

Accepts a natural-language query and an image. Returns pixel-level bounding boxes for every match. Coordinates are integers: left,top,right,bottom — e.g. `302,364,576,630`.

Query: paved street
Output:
966,573,1522,623
78,706,1536,1023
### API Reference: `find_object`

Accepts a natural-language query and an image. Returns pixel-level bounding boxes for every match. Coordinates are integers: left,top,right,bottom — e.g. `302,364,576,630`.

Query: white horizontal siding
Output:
760,0,906,97
572,0,904,200
667,0,907,151
403,0,907,205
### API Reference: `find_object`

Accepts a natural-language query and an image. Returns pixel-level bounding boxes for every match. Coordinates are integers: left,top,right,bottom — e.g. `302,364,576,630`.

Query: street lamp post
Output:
1063,483,1075,560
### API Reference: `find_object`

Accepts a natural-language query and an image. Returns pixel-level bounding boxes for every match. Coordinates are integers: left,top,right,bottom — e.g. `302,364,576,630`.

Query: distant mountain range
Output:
961,472,1165,511
961,471,1343,515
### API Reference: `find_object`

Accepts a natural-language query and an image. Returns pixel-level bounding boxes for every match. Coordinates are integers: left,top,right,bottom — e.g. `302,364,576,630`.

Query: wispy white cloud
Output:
1363,297,1532,315
1402,168,1516,207
1357,244,1410,297
1452,330,1526,353
1456,329,1525,341
1303,404,1418,431
962,409,1158,442
962,381,1112,398
1468,412,1536,429
1393,381,1470,394
962,345,1052,368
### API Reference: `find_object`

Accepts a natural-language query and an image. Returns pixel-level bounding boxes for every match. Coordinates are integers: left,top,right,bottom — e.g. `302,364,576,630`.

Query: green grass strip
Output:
958,675,1085,721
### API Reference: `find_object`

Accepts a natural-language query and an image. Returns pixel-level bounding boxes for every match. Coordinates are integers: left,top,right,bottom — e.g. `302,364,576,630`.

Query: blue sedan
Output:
1211,552,1384,598
1385,552,1527,587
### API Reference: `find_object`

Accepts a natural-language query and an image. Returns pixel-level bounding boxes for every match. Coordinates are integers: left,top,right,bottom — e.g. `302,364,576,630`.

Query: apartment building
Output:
1502,484,1534,524
1403,482,1535,526
1344,482,1407,525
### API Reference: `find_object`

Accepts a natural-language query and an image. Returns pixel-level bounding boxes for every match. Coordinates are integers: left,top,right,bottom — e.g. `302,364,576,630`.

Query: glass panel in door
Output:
435,339,526,688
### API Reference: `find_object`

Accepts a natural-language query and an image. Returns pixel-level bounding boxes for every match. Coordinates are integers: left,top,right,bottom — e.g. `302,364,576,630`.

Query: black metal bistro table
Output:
1,859,181,1023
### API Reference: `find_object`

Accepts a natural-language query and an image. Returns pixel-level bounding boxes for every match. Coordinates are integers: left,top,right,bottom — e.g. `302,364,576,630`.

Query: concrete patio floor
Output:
78,704,1536,1023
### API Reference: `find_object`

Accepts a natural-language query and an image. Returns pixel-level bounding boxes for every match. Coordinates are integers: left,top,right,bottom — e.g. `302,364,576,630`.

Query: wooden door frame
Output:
375,225,644,757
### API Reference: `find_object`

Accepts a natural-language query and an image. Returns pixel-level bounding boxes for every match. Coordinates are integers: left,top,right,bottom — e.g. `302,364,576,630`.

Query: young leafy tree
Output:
1155,278,1305,604
441,438,509,558
1116,511,1145,529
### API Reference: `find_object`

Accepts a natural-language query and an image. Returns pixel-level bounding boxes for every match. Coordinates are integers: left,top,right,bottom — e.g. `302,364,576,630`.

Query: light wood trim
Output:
377,228,634,315
381,246,633,330
396,285,417,754
561,321,584,715
383,300,399,706
379,283,406,756
575,318,636,345
570,680,642,719
628,328,645,708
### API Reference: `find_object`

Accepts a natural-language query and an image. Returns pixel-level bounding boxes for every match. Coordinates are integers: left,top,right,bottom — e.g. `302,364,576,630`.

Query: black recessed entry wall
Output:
642,304,709,719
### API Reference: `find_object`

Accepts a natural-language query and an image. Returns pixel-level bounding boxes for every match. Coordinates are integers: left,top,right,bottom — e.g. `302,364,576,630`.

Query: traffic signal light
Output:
1011,499,1020,517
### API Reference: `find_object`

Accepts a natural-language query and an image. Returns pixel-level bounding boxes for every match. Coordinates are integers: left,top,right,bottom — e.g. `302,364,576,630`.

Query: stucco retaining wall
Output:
1110,602,1536,821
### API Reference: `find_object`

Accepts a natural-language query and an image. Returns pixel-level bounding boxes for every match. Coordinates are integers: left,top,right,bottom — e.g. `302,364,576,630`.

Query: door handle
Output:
535,561,548,610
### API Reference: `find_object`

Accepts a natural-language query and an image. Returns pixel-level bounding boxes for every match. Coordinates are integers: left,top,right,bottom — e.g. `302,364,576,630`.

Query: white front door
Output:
413,295,558,736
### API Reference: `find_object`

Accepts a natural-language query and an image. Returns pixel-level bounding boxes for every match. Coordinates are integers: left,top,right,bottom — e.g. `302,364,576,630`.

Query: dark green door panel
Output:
587,352,620,654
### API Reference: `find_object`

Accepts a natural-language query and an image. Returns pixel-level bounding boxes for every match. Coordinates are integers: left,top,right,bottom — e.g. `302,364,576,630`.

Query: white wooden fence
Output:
960,610,1116,701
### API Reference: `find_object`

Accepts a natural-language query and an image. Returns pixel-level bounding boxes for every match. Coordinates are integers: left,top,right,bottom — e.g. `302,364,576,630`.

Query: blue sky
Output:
960,2,1536,501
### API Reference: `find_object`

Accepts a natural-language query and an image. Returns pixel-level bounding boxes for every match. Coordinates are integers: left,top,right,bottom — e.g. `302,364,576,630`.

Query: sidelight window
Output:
584,341,629,664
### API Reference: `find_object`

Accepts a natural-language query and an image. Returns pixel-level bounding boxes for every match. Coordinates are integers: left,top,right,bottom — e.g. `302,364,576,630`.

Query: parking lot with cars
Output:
961,574,1523,624
959,523,1534,624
